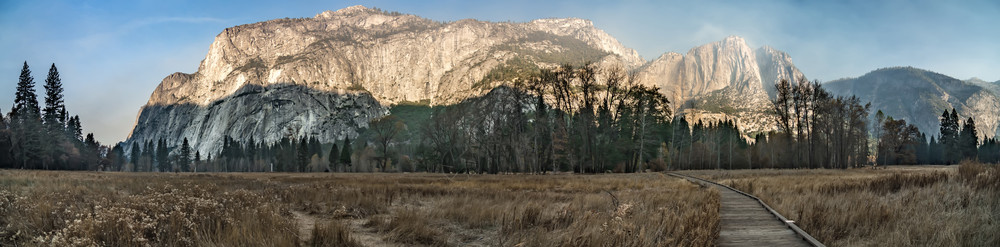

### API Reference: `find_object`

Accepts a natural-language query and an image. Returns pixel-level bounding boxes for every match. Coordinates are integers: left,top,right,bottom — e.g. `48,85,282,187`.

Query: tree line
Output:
402,64,673,173
9,61,999,173
329,68,874,172
123,135,357,172
872,107,994,166
649,77,873,170
1,62,112,170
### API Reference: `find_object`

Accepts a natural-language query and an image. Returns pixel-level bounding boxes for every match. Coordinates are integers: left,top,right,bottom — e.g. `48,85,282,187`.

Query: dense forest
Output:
0,62,113,170
2,62,996,172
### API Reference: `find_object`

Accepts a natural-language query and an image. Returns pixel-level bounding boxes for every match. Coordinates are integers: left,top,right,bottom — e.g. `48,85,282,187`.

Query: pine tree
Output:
130,142,141,169
42,64,67,169
156,138,168,171
141,141,152,172
340,136,352,167
110,144,125,171
939,109,960,164
329,143,340,171
928,136,940,164
11,61,43,169
42,64,66,132
84,133,99,170
309,137,321,157
180,138,191,172
297,138,309,172
66,115,82,141
672,117,691,169
960,117,978,160
194,151,201,172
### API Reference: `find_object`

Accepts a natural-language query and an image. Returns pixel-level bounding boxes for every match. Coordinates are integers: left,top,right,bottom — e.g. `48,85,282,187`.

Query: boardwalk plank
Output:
676,174,814,247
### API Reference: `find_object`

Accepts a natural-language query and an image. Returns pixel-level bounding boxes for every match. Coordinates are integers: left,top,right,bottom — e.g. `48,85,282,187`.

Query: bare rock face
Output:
127,5,644,155
635,36,805,133
131,84,387,156
825,67,1000,139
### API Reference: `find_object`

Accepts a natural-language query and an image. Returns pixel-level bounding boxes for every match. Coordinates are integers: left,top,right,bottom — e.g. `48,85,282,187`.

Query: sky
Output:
1,0,998,145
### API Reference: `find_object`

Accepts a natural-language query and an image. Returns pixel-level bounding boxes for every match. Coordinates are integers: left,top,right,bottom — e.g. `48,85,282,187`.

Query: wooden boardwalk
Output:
670,173,823,247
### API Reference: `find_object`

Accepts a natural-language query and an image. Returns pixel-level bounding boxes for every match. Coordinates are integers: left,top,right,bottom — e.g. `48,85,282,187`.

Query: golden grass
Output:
684,163,1000,247
311,220,361,247
0,170,719,247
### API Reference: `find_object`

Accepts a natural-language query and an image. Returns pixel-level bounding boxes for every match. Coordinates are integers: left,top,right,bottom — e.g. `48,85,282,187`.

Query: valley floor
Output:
4,165,996,246
0,171,718,247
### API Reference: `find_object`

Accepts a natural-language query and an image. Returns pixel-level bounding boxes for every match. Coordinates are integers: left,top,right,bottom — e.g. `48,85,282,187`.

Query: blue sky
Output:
1,0,999,145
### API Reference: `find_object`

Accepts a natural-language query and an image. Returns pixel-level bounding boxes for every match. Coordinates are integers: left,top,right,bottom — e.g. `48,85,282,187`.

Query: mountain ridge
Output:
825,66,1000,139
127,5,998,157
128,5,651,156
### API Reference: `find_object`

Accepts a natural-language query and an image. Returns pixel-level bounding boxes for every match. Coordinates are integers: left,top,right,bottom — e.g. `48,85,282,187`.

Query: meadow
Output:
683,162,1000,246
0,171,719,247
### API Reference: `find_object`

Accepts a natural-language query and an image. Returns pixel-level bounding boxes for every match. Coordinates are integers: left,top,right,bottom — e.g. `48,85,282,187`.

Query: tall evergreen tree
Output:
671,117,691,169
959,117,978,160
42,63,67,169
309,137,321,157
11,61,43,169
110,144,125,171
156,138,168,171
66,115,82,141
180,138,191,172
42,64,66,131
939,109,960,164
297,138,309,172
340,136,352,166
928,136,940,164
194,151,202,172
84,133,99,170
328,143,340,171
130,142,141,169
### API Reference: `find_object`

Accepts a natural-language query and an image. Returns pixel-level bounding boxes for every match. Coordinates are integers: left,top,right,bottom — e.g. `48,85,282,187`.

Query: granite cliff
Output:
126,6,647,155
635,36,804,133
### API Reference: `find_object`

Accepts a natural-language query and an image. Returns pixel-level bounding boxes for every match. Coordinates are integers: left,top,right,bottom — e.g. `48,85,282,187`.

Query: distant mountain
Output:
966,77,1000,96
825,67,1000,139
635,36,804,133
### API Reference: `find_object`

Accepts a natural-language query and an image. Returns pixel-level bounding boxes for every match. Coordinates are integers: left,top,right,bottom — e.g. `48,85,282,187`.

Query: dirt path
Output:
291,210,316,245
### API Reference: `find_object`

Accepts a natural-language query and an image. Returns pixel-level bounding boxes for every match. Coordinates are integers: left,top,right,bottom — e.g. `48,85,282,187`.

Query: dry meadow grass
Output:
683,162,1000,246
0,170,719,247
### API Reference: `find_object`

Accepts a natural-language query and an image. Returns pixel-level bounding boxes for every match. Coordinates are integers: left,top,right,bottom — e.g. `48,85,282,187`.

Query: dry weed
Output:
1,171,721,247
310,220,361,247
686,165,1000,246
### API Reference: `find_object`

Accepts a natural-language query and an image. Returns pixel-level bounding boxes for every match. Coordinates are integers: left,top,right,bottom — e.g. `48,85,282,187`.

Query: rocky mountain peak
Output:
531,18,593,32
314,5,378,18
720,35,748,46
966,77,988,84
530,17,645,67
633,35,805,134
